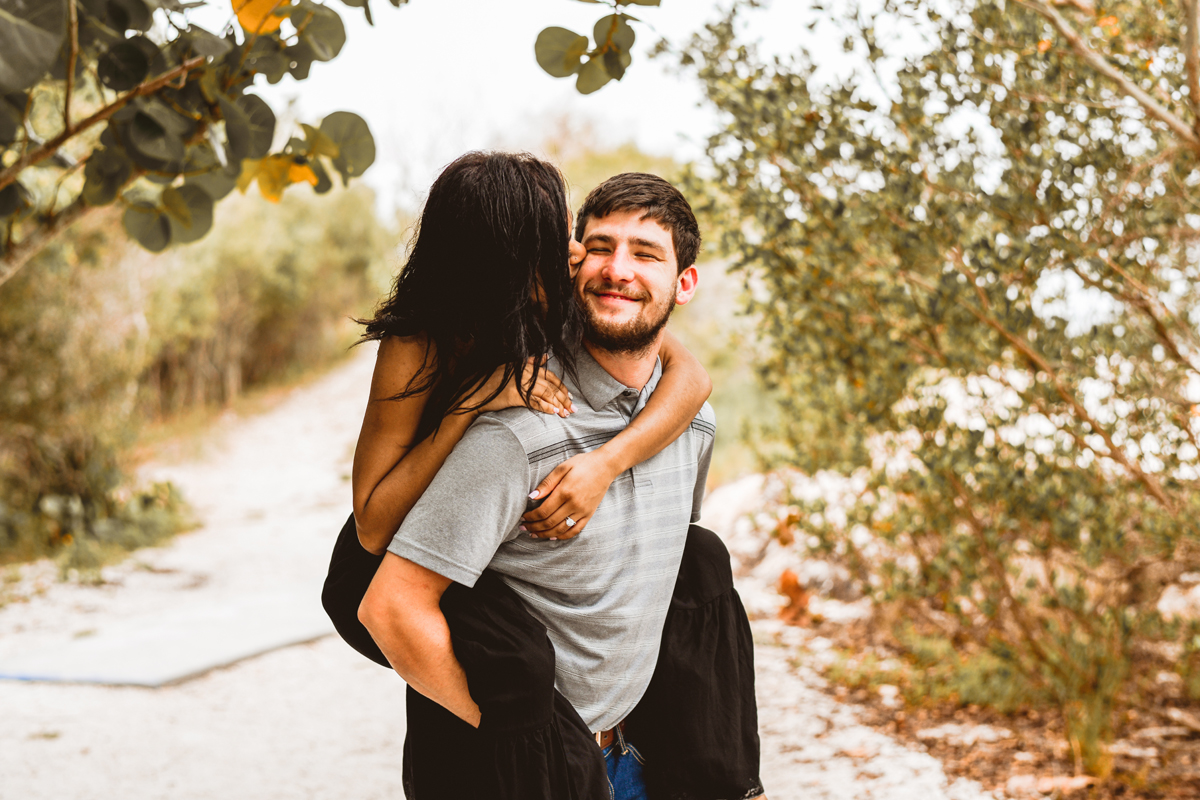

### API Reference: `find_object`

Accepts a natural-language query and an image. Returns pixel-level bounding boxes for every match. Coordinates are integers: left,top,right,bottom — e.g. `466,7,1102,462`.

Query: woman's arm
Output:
520,329,712,539
353,337,573,555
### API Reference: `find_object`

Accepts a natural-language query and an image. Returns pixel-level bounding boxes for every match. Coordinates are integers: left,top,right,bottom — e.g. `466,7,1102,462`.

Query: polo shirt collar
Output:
570,344,663,413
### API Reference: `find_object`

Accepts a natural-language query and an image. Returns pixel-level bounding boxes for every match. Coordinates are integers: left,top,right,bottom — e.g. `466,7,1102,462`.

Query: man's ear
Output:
674,265,699,305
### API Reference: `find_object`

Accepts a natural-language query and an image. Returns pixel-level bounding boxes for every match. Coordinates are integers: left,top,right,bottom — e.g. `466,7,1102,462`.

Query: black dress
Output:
322,512,765,800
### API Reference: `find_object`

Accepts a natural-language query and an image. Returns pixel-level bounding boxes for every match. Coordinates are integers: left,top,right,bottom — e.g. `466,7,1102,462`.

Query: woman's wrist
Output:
592,441,632,480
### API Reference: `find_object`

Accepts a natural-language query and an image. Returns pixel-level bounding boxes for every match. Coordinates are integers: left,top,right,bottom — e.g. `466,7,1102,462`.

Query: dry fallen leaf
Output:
777,568,812,626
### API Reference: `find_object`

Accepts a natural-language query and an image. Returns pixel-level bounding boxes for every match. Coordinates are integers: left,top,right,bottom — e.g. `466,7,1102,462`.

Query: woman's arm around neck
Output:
520,329,712,538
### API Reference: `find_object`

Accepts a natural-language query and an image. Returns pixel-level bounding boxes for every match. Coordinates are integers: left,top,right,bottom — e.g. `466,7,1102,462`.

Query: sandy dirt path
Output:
0,347,998,800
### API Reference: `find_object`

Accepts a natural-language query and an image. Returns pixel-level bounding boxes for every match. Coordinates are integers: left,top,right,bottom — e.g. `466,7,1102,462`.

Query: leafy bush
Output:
683,0,1200,775
0,185,391,568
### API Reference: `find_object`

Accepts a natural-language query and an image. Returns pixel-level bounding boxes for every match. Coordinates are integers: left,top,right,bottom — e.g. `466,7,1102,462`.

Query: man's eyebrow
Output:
630,237,667,253
582,233,668,253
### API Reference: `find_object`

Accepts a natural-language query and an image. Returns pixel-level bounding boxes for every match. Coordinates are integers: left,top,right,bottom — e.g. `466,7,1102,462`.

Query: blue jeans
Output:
603,727,649,800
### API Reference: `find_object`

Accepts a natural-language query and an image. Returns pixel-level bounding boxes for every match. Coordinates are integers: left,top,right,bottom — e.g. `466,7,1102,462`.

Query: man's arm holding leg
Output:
359,551,482,728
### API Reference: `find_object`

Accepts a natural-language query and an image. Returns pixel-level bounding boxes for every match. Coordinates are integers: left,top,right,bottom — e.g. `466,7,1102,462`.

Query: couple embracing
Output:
322,152,767,800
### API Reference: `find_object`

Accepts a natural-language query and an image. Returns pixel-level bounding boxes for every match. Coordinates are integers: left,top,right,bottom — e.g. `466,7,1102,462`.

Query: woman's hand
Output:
470,356,576,417
520,450,620,540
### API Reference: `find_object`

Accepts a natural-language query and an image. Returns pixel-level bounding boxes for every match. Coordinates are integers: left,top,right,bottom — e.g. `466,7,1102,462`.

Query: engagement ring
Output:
565,517,576,528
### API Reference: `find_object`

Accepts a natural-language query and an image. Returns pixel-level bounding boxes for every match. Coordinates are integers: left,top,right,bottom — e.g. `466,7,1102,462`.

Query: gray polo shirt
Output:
387,346,715,732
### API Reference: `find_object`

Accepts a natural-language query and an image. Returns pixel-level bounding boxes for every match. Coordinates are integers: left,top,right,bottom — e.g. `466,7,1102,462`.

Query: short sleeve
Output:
690,404,716,523
386,416,532,587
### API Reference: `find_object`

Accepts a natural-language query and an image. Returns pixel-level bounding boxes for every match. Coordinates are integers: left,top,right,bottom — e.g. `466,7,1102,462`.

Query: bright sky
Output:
198,0,815,212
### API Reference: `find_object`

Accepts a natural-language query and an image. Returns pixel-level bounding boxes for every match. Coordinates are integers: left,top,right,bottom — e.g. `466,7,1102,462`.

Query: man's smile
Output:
586,285,646,307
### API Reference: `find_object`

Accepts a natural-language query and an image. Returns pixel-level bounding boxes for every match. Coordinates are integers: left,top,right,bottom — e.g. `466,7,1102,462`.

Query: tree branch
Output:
1020,0,1200,149
0,196,101,289
64,0,79,132
1188,0,1200,123
899,267,1178,515
0,56,206,194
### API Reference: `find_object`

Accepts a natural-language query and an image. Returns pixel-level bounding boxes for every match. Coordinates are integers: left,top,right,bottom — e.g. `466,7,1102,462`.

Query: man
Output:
358,173,764,800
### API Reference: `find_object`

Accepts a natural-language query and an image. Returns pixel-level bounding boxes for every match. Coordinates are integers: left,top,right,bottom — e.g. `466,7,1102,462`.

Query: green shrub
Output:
0,187,392,566
683,0,1200,775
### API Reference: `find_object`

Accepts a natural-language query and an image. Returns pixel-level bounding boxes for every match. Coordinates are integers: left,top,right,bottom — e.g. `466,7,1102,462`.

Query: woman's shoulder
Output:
377,331,433,360
370,333,437,398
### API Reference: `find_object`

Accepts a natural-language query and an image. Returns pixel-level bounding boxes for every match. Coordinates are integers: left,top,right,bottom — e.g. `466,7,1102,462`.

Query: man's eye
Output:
588,247,610,254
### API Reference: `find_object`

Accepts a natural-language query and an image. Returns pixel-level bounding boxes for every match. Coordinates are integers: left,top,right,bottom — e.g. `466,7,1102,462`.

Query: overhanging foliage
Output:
0,0,665,286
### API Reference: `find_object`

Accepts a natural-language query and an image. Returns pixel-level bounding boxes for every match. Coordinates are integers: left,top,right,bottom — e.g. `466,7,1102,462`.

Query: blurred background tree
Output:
0,185,390,575
681,0,1200,775
0,0,669,573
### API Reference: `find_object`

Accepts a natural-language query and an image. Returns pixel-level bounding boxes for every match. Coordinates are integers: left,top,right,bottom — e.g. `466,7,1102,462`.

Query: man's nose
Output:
601,246,636,283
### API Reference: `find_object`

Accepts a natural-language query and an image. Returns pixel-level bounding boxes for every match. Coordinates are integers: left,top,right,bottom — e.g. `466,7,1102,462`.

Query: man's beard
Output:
580,283,675,355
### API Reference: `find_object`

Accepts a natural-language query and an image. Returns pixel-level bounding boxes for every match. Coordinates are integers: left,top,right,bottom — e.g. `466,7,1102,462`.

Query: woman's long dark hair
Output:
359,151,582,441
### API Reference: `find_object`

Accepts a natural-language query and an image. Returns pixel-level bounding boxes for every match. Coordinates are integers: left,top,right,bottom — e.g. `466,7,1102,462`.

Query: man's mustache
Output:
583,282,647,302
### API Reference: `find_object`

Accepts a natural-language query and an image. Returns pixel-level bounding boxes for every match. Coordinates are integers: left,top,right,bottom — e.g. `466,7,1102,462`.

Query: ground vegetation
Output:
0,185,390,573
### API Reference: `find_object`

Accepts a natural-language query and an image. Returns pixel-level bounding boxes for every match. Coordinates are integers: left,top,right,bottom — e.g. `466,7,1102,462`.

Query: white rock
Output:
916,723,1014,747
878,684,901,708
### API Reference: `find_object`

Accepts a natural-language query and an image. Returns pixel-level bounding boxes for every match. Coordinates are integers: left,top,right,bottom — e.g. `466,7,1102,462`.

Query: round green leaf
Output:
124,102,192,168
76,3,121,50
535,27,588,79
161,185,191,226
284,41,317,80
310,157,333,194
319,111,374,184
182,143,223,174
295,5,345,62
82,147,133,206
575,56,612,95
602,48,631,81
98,41,151,92
166,184,214,244
186,168,238,202
95,0,153,33
218,95,250,163
245,37,289,84
123,204,171,252
184,25,233,59
128,109,185,163
127,34,166,76
0,0,67,93
339,0,372,26
220,93,275,162
593,14,635,54
239,94,276,158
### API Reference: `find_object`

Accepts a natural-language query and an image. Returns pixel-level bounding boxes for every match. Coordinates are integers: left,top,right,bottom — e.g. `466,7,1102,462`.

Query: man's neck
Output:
584,336,662,390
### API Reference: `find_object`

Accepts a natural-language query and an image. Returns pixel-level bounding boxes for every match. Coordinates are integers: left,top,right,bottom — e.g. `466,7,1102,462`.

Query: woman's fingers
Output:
546,512,590,540
527,397,562,417
524,508,590,540
537,370,574,411
527,462,569,507
530,376,574,416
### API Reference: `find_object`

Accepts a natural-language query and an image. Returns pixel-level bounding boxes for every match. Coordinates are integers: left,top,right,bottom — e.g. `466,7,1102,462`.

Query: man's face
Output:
574,209,698,354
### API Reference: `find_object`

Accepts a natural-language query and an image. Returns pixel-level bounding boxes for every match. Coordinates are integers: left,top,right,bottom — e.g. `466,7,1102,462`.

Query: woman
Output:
321,151,761,800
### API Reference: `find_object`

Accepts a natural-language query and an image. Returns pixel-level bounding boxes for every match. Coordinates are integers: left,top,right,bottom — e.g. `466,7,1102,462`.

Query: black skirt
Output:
321,513,764,800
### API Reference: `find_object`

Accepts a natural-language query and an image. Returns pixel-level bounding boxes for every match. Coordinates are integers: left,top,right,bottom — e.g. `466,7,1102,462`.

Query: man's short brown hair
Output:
574,173,701,272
